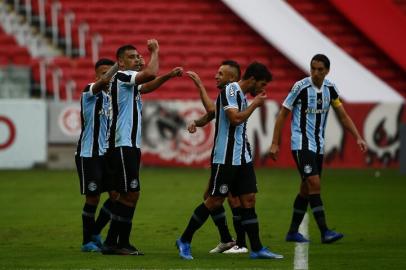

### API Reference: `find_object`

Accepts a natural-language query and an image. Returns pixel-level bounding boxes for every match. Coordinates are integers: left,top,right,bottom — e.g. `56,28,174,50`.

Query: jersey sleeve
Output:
222,83,239,110
282,81,302,111
116,70,138,86
82,83,95,99
329,84,342,108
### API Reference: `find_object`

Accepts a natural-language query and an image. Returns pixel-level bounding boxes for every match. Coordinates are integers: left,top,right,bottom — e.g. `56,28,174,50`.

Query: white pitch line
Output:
294,213,309,270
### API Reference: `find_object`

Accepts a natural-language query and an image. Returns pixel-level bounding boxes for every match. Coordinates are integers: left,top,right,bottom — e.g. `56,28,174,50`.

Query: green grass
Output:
0,168,405,269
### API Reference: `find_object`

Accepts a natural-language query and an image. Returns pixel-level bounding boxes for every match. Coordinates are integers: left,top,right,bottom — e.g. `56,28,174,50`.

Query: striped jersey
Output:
212,82,252,165
283,77,341,154
76,83,110,157
108,70,142,149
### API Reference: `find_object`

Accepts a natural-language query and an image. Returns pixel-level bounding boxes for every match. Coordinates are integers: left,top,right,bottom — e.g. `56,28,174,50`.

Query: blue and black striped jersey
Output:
212,82,252,165
283,77,341,154
108,70,142,149
76,83,110,157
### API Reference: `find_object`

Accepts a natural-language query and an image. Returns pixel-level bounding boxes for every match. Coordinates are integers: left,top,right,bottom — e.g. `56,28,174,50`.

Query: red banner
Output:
141,100,405,168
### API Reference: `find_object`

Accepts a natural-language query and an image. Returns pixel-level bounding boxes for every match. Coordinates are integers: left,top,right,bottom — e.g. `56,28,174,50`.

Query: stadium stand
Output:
2,0,405,100
287,0,406,99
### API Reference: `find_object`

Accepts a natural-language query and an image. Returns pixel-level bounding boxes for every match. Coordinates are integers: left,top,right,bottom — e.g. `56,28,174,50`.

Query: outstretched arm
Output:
91,63,118,94
140,67,183,94
186,71,215,114
268,106,290,161
334,105,368,152
135,39,159,84
187,111,215,133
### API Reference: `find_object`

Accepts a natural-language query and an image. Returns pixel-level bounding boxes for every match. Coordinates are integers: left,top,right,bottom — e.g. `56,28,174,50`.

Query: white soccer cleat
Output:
209,241,236,253
223,245,249,254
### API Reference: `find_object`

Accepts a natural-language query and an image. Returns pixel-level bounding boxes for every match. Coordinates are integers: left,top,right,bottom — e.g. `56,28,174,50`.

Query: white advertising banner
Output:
0,99,47,168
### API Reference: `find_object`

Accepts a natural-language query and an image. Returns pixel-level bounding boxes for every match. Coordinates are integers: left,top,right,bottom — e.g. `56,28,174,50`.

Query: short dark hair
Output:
221,60,241,80
116,45,137,60
94,58,114,70
242,61,272,82
311,54,330,69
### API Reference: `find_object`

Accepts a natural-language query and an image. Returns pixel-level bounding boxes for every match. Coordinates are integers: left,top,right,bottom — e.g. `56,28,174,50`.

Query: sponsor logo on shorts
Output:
88,182,97,192
219,184,228,194
130,179,139,189
304,164,312,174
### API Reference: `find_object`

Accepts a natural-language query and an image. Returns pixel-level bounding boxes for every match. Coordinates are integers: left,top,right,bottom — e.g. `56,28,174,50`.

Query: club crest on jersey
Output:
88,182,97,192
219,184,229,194
130,179,139,189
304,164,312,174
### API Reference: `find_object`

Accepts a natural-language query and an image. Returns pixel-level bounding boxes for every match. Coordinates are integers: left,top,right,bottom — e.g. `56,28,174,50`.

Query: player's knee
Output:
85,195,100,205
205,196,225,210
227,195,241,208
240,193,256,208
120,191,139,206
108,191,119,201
306,176,321,192
203,191,209,200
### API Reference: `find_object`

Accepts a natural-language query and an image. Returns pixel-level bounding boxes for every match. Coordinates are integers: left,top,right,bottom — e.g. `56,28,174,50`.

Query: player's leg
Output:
102,147,143,255
307,153,343,243
93,156,118,246
203,175,235,253
75,155,102,252
235,163,283,259
223,195,248,254
286,150,310,242
176,164,228,259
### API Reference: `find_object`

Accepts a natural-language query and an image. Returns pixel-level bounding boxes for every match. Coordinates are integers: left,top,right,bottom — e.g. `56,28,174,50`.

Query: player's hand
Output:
170,67,183,77
147,39,159,53
187,121,197,133
357,138,368,153
252,92,267,107
268,144,279,161
186,71,202,86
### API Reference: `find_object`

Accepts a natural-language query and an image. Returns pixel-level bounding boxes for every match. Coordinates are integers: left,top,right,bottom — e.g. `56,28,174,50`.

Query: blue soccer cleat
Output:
321,230,344,244
249,247,284,259
175,238,193,260
91,234,103,248
81,241,101,252
286,232,310,243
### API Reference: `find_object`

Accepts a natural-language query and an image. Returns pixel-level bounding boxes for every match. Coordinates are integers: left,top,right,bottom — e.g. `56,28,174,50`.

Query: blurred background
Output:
0,0,405,171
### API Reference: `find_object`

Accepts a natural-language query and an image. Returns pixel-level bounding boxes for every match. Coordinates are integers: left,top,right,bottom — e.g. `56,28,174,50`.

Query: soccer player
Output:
268,54,368,244
101,40,159,255
176,62,283,260
186,60,248,254
75,58,118,252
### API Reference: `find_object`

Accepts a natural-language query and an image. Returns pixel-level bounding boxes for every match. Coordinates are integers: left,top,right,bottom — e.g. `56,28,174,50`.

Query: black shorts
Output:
292,150,324,180
75,155,114,195
208,162,258,197
107,146,141,193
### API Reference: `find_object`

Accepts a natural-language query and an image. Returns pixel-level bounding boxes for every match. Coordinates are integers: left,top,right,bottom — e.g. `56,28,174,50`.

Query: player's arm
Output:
187,112,215,133
135,39,159,85
91,63,118,94
225,92,266,126
268,106,291,161
333,103,368,152
186,71,215,114
139,67,183,94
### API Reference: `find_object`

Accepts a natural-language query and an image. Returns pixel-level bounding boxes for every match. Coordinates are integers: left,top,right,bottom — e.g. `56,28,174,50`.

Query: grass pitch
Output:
0,168,405,269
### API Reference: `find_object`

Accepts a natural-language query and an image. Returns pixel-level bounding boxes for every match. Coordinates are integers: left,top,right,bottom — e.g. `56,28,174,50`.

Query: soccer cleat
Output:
101,244,119,255
209,240,236,253
116,244,145,255
91,234,103,248
175,238,193,260
286,232,310,243
223,245,249,254
81,241,101,252
321,230,344,244
249,247,284,259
